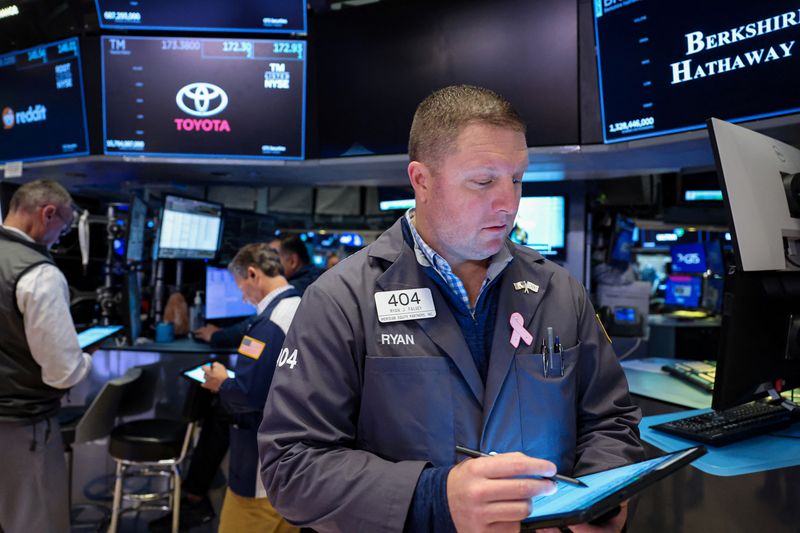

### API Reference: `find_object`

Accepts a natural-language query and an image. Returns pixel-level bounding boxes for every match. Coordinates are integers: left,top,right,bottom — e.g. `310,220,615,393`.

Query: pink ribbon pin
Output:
509,312,533,348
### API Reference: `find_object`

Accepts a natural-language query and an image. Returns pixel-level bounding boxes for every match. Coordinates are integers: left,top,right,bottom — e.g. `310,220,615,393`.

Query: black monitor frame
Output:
713,270,800,410
125,195,148,263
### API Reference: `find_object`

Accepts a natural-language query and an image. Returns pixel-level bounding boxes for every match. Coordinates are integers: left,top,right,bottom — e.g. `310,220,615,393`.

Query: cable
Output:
617,337,642,361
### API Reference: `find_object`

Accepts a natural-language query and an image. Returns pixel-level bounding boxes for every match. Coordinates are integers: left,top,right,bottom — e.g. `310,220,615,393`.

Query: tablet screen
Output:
77,325,123,349
528,450,691,520
183,364,236,384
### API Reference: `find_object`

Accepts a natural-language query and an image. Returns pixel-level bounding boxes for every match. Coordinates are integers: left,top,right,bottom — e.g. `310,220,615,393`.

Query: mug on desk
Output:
155,322,175,343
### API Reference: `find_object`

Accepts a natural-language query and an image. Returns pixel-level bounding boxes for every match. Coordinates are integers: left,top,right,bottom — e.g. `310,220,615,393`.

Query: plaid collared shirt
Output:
405,209,512,314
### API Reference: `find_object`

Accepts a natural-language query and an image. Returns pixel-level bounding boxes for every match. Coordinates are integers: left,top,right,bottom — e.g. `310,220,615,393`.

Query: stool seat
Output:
110,419,186,462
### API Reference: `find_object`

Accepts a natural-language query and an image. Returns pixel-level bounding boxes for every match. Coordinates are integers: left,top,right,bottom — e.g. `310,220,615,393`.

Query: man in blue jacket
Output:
260,85,644,533
201,243,301,533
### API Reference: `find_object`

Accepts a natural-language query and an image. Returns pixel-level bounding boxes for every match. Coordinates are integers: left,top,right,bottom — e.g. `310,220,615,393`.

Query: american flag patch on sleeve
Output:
238,336,266,359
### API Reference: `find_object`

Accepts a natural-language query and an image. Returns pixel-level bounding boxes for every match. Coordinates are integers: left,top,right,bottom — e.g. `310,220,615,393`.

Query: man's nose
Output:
491,178,519,213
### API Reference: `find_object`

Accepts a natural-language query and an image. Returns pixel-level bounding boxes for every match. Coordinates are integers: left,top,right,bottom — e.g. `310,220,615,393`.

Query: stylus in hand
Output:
455,445,588,487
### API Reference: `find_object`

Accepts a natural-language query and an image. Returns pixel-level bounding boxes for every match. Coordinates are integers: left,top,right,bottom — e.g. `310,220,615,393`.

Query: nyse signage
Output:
102,37,306,159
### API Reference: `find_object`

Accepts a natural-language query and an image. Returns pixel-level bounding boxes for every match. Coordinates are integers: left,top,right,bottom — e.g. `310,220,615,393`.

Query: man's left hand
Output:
201,362,229,393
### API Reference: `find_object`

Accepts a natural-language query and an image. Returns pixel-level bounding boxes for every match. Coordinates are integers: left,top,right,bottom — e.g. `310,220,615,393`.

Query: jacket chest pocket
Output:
358,355,455,466
513,342,581,472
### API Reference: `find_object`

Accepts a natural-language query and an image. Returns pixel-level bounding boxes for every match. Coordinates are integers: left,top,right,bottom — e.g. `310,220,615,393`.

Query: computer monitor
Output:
704,240,725,276
712,270,800,410
708,118,800,410
708,118,800,272
204,265,256,320
664,275,702,309
608,217,636,264
157,195,223,260
510,196,566,261
670,243,707,274
126,196,147,263
123,270,142,343
700,277,724,315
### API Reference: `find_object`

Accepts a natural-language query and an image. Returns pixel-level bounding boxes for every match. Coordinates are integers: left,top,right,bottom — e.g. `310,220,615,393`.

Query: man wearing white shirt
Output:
0,180,92,533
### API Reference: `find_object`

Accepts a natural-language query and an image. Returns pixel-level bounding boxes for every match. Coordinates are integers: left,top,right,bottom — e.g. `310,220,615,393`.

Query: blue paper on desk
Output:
641,410,800,476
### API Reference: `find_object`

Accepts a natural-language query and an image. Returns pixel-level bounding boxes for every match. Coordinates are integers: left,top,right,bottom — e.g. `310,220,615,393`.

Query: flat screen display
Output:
126,196,148,263
593,1,800,143
205,265,256,320
670,243,707,273
102,36,306,159
665,275,702,308
157,195,223,260
0,38,89,163
510,196,566,261
95,0,306,33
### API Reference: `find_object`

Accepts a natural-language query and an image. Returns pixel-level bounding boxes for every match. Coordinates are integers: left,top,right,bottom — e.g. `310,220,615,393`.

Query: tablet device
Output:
77,325,123,349
521,446,706,530
181,361,236,384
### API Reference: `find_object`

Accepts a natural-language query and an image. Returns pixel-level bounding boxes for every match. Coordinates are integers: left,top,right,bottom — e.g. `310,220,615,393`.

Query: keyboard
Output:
651,402,795,446
661,360,716,392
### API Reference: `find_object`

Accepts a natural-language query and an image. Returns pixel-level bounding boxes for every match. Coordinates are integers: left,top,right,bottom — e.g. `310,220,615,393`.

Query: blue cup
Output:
155,322,175,343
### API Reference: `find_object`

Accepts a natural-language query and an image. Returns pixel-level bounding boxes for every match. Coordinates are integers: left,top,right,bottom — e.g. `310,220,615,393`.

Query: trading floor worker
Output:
259,85,644,533
0,180,92,533
276,234,323,295
201,243,301,533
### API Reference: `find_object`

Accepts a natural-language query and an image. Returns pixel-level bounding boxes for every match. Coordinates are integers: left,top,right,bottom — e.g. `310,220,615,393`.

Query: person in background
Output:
201,244,301,533
0,180,92,533
325,253,340,270
276,234,323,295
259,85,643,533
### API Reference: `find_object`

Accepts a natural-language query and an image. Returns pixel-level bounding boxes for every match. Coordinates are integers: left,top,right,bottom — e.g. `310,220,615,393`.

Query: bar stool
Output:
108,376,204,533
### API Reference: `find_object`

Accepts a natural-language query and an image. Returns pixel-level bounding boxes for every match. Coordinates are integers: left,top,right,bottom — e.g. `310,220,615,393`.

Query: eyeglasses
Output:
42,204,76,237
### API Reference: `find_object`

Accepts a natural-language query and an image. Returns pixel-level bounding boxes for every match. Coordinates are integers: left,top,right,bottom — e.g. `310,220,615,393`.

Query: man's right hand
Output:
447,451,558,533
193,324,220,343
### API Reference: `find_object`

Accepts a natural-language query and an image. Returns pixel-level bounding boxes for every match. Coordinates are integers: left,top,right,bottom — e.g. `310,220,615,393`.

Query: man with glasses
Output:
0,179,91,533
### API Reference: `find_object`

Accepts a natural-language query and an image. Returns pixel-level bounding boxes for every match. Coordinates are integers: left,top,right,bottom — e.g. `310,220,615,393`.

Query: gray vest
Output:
0,226,63,423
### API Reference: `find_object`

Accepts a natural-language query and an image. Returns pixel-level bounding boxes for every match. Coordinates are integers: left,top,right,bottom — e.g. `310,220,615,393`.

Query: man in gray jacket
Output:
0,180,92,533
259,86,643,533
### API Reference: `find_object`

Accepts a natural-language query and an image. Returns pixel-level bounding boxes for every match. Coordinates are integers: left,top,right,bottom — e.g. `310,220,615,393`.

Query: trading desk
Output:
623,364,799,532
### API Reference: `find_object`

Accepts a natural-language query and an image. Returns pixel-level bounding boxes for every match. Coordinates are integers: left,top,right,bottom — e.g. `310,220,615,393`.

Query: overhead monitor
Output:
95,0,306,33
708,118,800,271
664,275,702,309
101,36,306,159
377,187,416,212
126,196,148,263
670,243,707,274
205,265,256,320
0,37,90,163
593,2,800,143
157,195,223,260
510,196,566,261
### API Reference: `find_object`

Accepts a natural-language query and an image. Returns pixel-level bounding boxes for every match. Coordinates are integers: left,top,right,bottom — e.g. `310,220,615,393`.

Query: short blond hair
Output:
408,85,526,170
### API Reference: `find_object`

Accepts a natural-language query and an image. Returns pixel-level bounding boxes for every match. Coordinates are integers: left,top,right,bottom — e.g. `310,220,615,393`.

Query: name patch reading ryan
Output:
374,288,436,323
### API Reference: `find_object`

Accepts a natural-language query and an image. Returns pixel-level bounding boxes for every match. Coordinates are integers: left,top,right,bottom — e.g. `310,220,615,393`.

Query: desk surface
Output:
101,337,237,354
622,358,713,409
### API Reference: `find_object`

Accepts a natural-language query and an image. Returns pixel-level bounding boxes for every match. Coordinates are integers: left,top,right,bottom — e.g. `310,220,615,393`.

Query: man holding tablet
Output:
0,180,92,533
260,86,644,533
198,243,301,533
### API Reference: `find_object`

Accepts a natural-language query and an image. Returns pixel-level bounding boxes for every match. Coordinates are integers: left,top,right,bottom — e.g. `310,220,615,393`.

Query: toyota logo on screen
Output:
176,82,228,117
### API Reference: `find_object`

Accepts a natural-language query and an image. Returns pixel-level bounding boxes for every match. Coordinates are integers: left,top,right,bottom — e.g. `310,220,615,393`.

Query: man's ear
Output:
247,266,258,280
408,161,433,204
